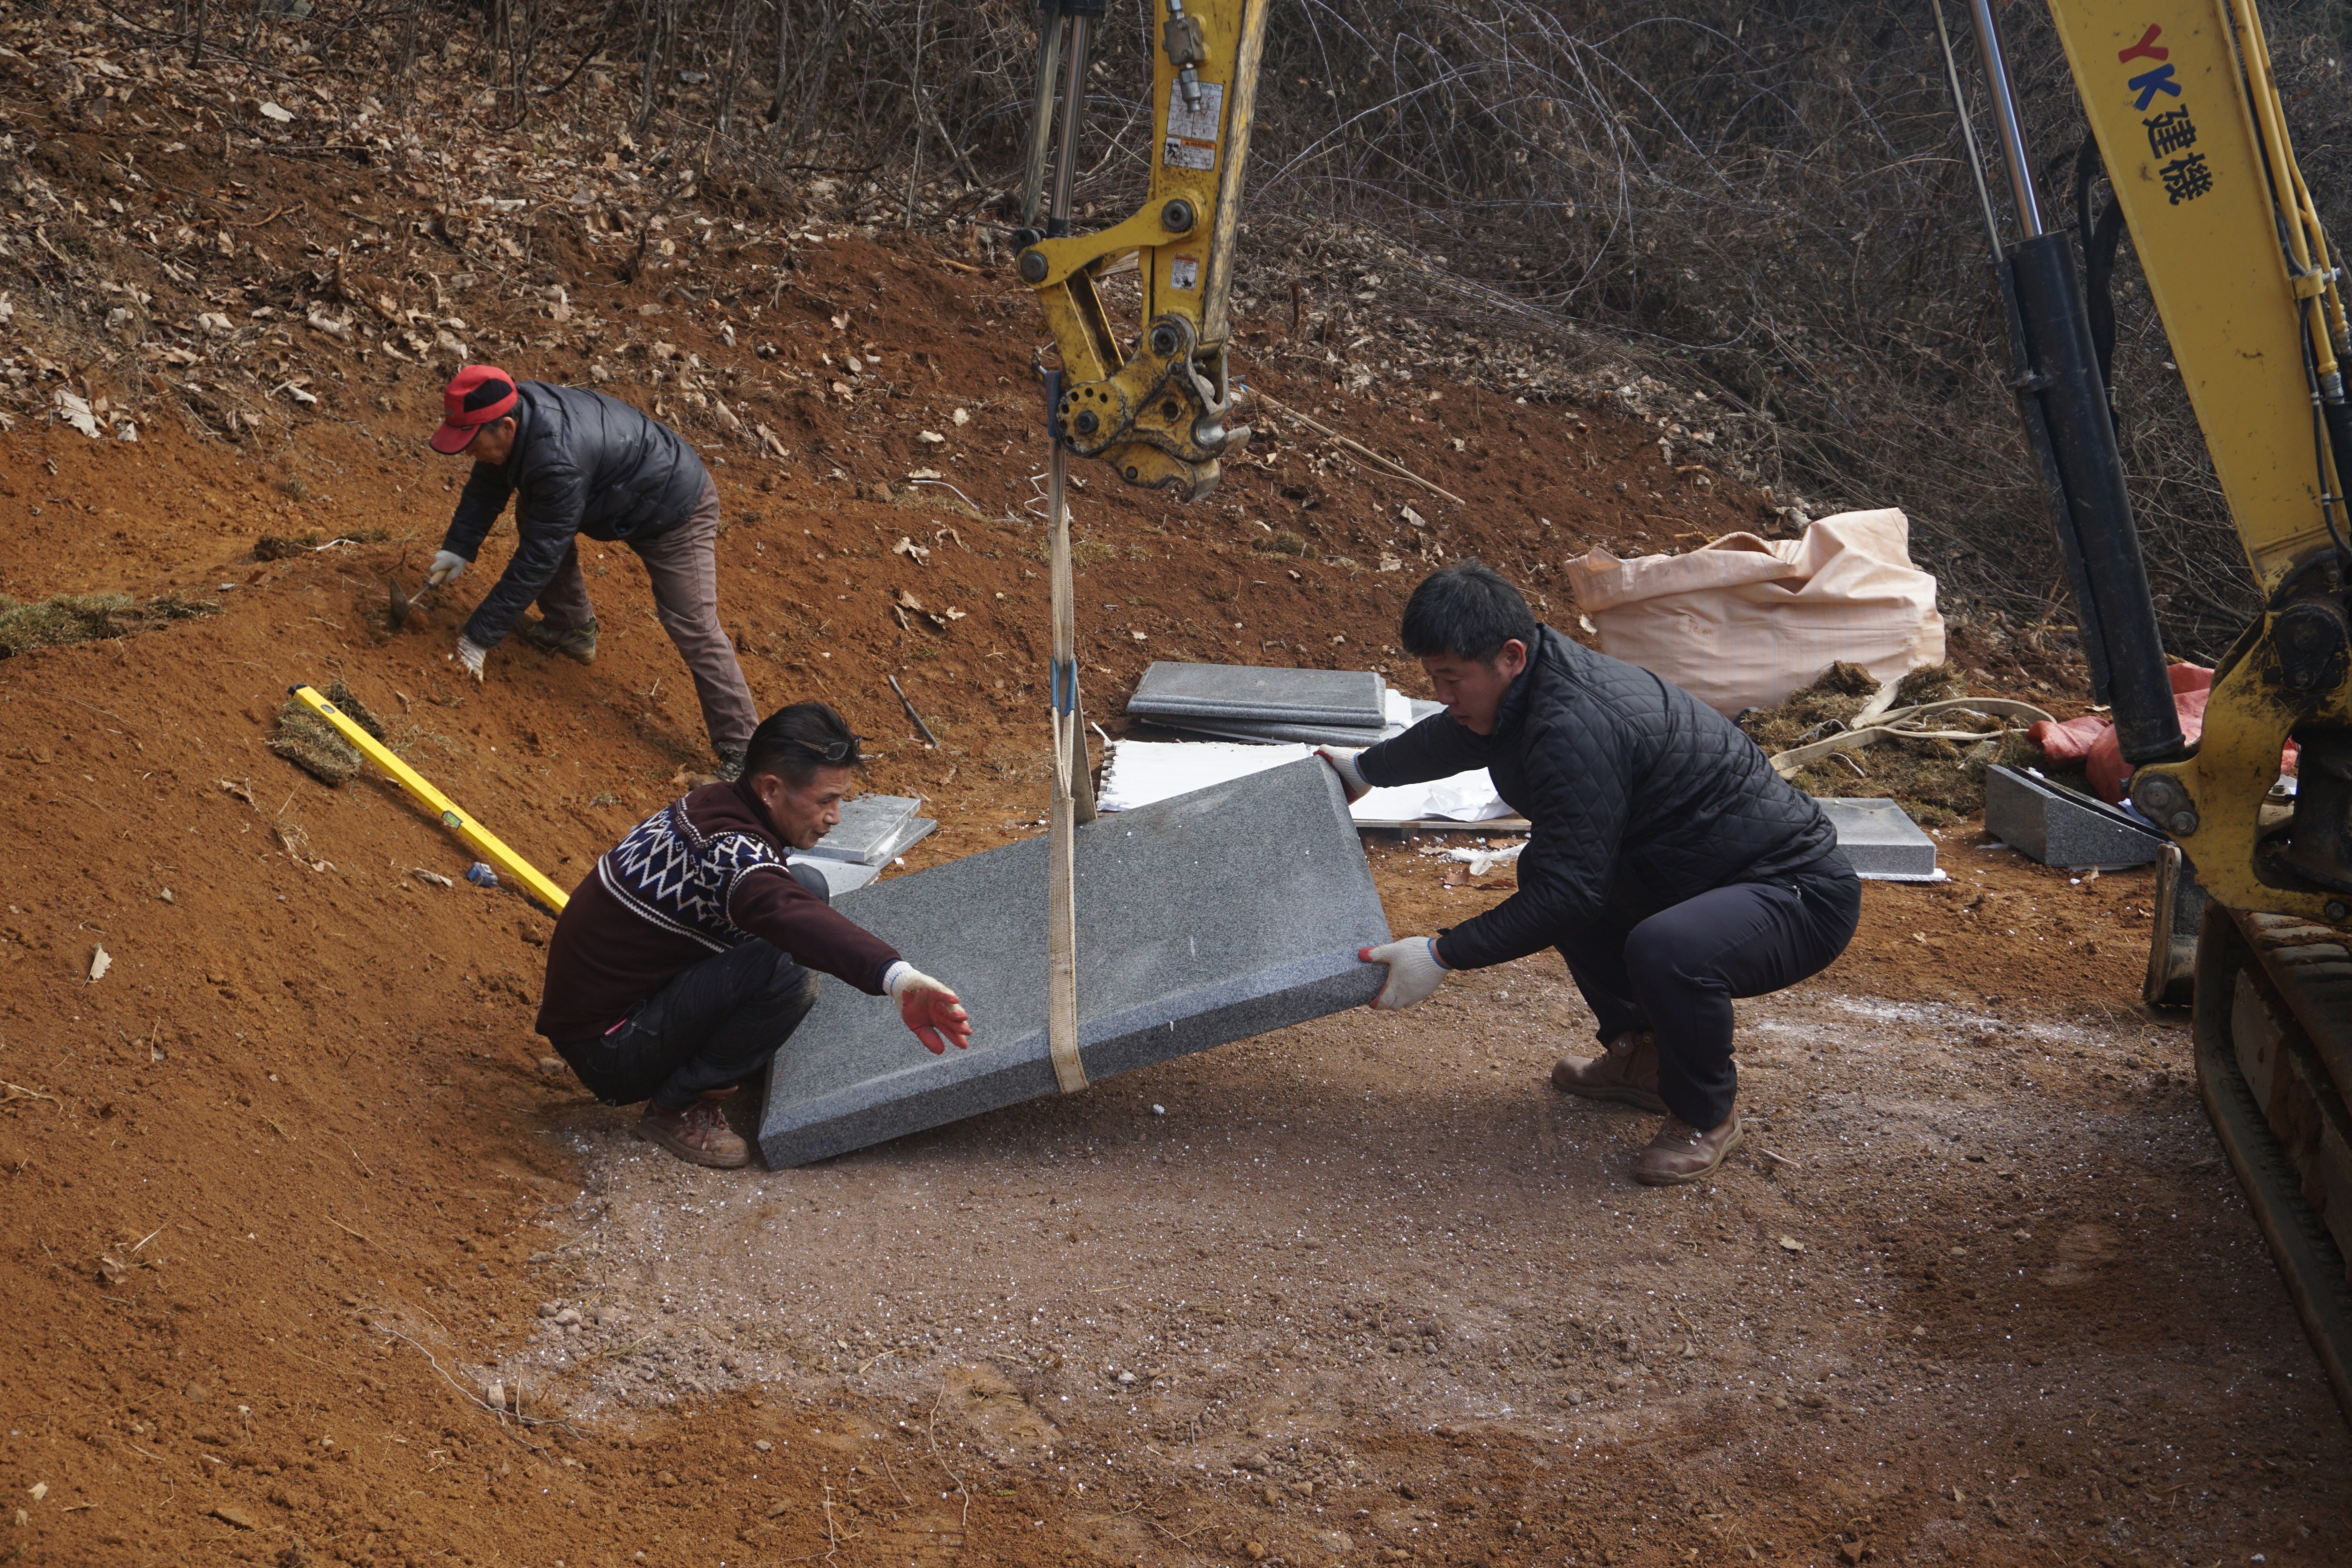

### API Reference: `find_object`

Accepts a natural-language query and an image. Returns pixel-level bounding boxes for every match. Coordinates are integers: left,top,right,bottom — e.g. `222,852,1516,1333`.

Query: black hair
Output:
742,701,862,786
1398,561,1537,663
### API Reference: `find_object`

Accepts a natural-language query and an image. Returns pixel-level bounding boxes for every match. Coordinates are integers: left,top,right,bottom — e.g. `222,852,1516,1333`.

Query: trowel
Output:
386,574,444,630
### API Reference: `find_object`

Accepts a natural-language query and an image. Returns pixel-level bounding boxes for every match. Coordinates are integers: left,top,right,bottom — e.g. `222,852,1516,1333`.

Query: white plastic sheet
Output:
1097,739,1511,825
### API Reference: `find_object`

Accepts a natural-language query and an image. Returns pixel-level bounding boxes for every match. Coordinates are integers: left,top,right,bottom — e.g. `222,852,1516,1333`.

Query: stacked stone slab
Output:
758,758,1391,1166
786,794,938,897
1126,661,1405,746
805,794,935,865
1813,798,1940,880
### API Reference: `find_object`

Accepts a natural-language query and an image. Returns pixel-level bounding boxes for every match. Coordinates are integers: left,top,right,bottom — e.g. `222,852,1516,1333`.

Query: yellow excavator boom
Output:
1010,0,1269,501
1957,0,2352,1422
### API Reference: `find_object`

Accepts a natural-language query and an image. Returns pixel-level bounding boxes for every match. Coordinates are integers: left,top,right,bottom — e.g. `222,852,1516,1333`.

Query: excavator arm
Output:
2048,0,2351,921
1010,0,1268,501
1952,0,2352,1421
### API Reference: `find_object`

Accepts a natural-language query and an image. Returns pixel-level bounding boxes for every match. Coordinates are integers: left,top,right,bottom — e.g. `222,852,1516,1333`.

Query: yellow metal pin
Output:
289,684,570,913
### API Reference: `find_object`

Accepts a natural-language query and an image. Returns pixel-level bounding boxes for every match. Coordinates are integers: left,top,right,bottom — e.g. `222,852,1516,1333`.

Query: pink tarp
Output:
2028,664,2297,802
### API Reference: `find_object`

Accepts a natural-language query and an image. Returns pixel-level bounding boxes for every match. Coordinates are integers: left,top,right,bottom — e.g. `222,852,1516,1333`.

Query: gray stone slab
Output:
1152,699,1448,748
758,758,1390,1166
1155,718,1399,747
806,794,924,864
876,815,937,860
1984,764,2164,868
786,853,887,899
1127,661,1386,727
1814,797,1939,880
788,819,936,897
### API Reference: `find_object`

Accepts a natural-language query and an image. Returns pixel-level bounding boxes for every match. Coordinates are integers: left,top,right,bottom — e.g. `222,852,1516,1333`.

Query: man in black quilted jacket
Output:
425,365,759,774
1324,561,1860,1186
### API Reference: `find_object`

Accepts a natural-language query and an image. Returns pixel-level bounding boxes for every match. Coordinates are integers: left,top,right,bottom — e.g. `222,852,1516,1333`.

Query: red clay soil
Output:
2,123,2343,1568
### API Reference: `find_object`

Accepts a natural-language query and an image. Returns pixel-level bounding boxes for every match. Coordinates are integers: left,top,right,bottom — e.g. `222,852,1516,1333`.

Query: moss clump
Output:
0,590,220,657
1788,728,2041,828
1739,660,2038,827
1894,659,1967,707
1734,661,1882,753
267,679,388,787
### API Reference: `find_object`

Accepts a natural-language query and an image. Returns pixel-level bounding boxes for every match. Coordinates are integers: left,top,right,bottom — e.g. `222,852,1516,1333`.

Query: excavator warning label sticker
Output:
1170,255,1200,290
1167,82,1222,141
1164,82,1221,170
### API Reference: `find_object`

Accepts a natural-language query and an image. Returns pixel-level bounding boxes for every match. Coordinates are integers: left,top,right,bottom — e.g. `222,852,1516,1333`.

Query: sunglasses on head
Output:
794,735,856,763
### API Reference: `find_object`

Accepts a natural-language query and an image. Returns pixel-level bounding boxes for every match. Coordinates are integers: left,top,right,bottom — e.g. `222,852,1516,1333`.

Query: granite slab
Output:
758,758,1391,1166
787,818,936,897
1984,764,2164,868
786,853,886,899
1127,661,1386,728
1155,717,1398,747
1814,797,1940,880
1155,698,1448,748
806,794,924,864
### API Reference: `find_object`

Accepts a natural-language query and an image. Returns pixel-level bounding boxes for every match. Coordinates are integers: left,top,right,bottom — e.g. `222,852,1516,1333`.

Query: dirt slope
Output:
2,40,2344,1568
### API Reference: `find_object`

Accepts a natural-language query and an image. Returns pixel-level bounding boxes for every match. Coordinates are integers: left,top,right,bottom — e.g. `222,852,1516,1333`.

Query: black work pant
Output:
1557,854,1860,1129
554,941,816,1113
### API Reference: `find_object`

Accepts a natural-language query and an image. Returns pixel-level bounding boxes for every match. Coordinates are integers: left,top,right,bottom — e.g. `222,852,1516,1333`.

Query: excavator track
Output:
2195,906,2352,1427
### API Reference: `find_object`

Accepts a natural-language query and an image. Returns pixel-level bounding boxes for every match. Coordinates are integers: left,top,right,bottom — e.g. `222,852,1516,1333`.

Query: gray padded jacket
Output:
438,381,710,647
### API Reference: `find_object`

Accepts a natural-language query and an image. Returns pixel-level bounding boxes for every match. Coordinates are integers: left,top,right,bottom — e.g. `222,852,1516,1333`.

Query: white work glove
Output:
1315,746,1371,804
427,549,470,587
883,962,973,1054
453,634,488,682
1359,936,1448,1011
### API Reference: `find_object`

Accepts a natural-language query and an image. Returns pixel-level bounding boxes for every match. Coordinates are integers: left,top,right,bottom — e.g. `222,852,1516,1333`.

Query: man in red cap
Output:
427,365,760,774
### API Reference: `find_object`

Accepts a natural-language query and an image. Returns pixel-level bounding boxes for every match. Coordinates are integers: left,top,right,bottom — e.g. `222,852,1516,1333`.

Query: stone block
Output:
1158,718,1395,747
807,794,924,865
1127,661,1386,728
1813,797,1939,880
1984,764,2163,868
1153,699,1447,749
786,854,886,899
758,758,1390,1166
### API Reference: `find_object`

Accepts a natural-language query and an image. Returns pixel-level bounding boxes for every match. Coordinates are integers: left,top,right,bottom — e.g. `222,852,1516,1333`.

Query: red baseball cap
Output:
429,365,520,454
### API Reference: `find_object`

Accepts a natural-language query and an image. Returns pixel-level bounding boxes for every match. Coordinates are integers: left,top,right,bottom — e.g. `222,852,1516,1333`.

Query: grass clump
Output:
1738,660,2034,827
1733,660,1881,753
0,590,220,657
267,679,388,788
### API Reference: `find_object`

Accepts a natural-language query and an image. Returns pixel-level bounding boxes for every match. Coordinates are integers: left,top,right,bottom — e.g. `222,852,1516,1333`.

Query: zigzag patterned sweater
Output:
536,780,900,1042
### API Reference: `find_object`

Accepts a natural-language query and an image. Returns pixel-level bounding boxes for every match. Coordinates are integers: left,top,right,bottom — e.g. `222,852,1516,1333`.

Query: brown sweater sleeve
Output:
725,865,900,994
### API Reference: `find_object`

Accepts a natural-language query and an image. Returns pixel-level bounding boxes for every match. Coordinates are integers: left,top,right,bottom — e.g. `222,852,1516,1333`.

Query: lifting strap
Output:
1044,371,1095,1093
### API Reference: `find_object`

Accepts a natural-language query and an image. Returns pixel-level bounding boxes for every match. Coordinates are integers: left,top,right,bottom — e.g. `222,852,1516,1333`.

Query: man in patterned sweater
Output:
538,702,971,1168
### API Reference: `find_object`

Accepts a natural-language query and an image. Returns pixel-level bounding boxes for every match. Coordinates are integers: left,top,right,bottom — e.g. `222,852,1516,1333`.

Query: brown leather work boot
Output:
519,615,599,665
1550,1030,1667,1114
1633,1114,1743,1186
633,1092,750,1169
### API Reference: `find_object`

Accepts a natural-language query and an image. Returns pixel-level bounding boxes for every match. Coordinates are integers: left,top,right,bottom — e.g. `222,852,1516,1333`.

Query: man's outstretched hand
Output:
1359,936,1449,1011
1314,746,1371,804
886,965,973,1054
453,634,488,682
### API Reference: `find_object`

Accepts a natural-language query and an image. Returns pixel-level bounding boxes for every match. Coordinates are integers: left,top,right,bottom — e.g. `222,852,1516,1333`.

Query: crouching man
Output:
1325,563,1860,1186
536,701,970,1168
